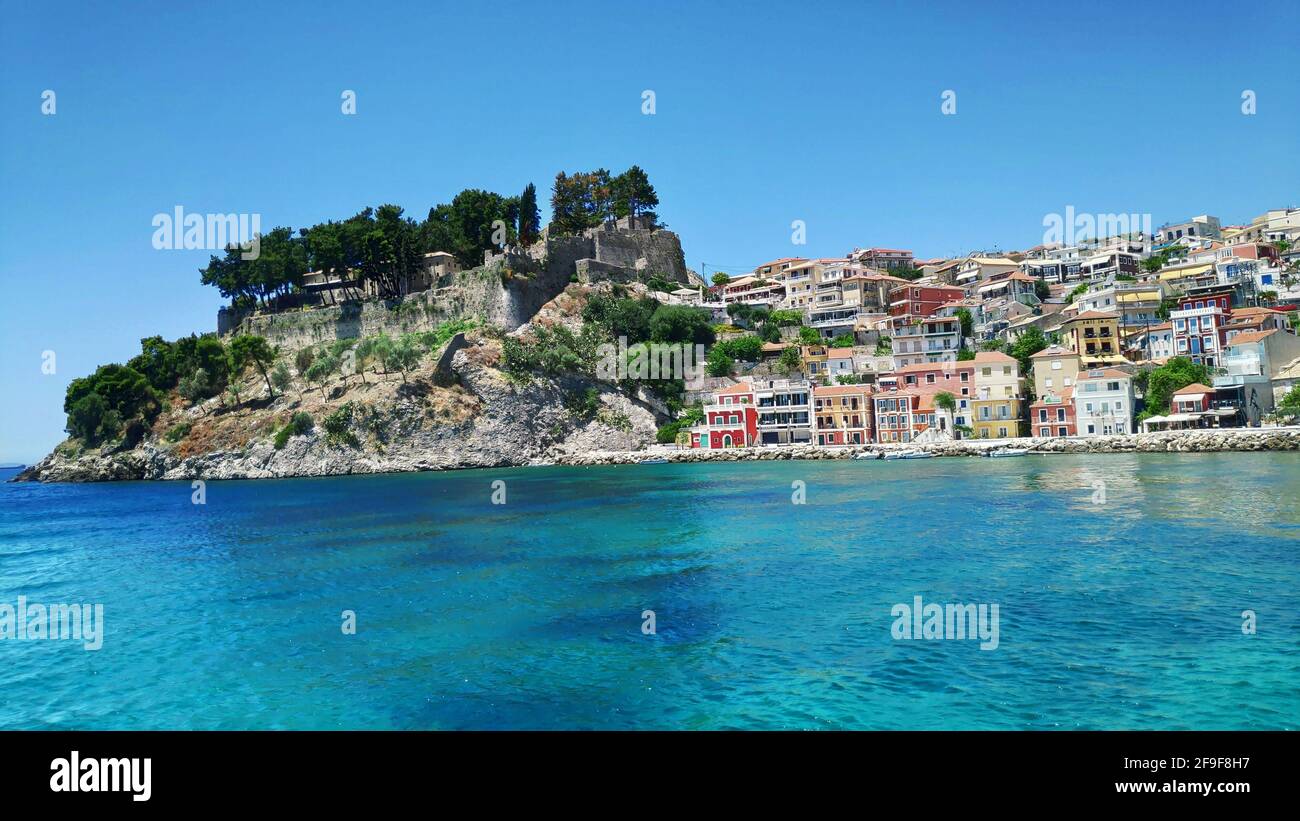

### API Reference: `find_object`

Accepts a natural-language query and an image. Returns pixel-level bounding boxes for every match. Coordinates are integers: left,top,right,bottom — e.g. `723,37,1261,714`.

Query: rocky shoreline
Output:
15,425,1299,483
552,427,1300,467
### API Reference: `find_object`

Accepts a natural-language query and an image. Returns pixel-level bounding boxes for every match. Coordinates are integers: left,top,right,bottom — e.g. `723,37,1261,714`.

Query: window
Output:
1058,426,1068,437
1038,409,1048,422
1056,408,1065,421
1045,378,1053,388
1087,424,1095,434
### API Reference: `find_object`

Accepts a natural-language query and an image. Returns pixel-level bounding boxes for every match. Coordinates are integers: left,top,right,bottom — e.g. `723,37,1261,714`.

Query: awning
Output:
1143,415,1168,424
1165,413,1198,422
1209,408,1237,416
1159,263,1213,281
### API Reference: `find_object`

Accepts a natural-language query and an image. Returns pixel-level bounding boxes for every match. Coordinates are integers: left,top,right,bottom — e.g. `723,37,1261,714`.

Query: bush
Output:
503,324,603,379
714,335,763,362
798,326,822,345
295,347,316,374
65,393,111,445
270,362,292,395
564,387,602,420
706,347,734,377
164,421,192,443
289,412,314,435
582,294,656,343
274,411,314,450
322,404,359,447
649,304,715,345
178,367,215,403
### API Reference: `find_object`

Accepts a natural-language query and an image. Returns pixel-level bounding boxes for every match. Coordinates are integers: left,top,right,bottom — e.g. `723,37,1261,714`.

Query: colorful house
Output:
1170,289,1233,367
873,390,940,443
689,382,758,449
970,351,1024,438
1030,387,1076,437
1060,310,1127,369
882,362,975,428
813,385,874,445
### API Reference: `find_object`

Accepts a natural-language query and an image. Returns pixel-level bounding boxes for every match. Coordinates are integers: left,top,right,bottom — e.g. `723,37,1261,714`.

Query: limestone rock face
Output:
16,336,664,483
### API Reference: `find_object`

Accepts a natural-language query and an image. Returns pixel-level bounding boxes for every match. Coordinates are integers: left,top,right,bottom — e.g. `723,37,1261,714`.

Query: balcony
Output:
1171,305,1223,319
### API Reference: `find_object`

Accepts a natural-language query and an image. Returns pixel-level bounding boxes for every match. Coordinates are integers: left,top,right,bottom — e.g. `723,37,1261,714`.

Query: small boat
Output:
637,457,669,464
984,448,1029,458
853,452,879,460
883,450,932,460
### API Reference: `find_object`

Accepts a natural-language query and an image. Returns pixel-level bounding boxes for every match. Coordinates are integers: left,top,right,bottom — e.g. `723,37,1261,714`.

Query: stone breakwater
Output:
551,427,1300,467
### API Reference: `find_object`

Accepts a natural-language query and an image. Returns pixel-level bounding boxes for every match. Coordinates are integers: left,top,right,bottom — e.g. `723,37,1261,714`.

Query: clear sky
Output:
1,0,1297,463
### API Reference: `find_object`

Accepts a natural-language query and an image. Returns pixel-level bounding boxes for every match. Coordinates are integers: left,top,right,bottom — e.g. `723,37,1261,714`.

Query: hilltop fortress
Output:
217,216,695,351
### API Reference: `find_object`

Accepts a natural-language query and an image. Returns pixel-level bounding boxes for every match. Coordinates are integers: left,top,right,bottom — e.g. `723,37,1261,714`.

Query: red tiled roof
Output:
1065,310,1120,322
1172,382,1214,396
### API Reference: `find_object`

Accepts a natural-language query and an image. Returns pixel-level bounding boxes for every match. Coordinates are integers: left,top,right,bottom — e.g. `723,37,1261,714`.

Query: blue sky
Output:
1,0,1297,463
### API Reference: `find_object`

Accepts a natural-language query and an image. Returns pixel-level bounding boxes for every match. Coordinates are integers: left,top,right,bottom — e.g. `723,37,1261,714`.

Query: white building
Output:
1074,368,1134,436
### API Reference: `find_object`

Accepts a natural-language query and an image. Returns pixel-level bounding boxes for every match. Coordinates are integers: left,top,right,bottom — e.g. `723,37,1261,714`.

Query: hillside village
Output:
679,209,1300,450
17,191,1300,481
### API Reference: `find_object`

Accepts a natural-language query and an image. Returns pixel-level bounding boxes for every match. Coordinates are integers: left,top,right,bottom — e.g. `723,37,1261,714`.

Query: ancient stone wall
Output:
219,226,691,350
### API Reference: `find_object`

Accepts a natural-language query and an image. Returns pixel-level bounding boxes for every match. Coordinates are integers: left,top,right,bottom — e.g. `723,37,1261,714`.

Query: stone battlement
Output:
219,224,690,350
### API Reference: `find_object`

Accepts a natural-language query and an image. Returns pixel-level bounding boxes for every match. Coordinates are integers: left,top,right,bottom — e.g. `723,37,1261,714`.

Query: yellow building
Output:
800,344,830,379
970,351,1024,438
1060,310,1127,369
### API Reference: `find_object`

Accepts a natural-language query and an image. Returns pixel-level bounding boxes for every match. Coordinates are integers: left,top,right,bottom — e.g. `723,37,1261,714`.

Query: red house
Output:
888,284,967,318
1030,387,1076,437
690,382,758,449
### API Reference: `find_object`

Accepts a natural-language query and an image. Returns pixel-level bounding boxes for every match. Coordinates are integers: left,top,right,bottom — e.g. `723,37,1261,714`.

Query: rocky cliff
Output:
17,282,673,483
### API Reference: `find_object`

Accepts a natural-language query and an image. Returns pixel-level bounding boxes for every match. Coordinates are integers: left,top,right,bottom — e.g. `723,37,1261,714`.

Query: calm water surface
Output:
0,454,1297,729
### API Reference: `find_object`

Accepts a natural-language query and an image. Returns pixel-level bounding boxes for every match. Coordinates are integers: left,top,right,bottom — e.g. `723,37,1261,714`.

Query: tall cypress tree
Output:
518,182,540,245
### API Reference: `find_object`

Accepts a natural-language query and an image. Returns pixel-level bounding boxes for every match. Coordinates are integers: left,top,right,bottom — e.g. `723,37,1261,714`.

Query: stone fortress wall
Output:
218,216,692,351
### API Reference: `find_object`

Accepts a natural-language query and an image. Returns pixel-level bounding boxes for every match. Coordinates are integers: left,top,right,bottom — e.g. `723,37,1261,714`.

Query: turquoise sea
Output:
0,454,1297,730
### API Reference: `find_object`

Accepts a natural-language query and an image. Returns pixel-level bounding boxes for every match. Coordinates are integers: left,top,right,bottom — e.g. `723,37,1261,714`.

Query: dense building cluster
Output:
681,208,1300,448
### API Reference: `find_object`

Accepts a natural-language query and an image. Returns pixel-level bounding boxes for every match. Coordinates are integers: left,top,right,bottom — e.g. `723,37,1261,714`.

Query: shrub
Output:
564,387,602,420
289,412,314,435
274,411,314,450
322,404,359,447
649,304,715,346
295,347,316,374
270,362,292,395
706,347,734,377
164,421,192,443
